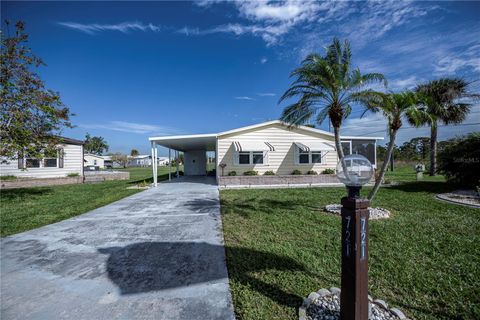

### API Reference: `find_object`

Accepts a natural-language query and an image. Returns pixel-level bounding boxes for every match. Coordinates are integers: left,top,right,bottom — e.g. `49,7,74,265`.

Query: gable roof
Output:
217,120,383,140
58,136,85,145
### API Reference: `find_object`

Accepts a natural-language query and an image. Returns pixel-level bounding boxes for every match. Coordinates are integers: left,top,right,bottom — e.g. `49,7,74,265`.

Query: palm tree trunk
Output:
429,122,437,176
333,125,348,174
368,130,396,200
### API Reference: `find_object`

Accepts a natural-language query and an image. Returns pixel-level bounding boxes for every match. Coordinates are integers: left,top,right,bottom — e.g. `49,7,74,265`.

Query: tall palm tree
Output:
363,92,425,200
279,38,386,168
413,78,478,176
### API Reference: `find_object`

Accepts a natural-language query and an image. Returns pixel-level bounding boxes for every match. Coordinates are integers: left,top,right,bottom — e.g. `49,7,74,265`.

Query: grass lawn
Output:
0,166,179,237
220,167,479,320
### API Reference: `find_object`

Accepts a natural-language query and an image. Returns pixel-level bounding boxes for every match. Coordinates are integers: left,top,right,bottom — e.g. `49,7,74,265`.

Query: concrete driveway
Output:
1,177,235,320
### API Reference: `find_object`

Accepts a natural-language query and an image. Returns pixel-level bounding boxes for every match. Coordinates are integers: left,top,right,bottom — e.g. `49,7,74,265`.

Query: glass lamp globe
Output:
336,154,373,187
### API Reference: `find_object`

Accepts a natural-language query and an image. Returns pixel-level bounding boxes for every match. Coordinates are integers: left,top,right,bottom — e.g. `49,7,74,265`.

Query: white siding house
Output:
0,137,84,179
148,120,382,186
84,154,105,168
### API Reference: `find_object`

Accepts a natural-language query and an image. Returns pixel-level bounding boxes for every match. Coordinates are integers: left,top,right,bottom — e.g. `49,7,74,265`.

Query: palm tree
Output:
413,78,478,176
363,92,425,200
279,38,386,168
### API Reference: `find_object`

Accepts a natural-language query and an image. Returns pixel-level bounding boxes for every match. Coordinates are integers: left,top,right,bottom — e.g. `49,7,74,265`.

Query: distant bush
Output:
67,173,79,177
322,168,335,174
306,170,318,175
291,169,302,175
243,170,258,176
438,132,480,188
0,175,17,181
227,171,237,176
263,170,275,175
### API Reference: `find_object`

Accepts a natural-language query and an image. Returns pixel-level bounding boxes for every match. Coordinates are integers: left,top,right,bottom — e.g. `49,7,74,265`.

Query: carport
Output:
149,133,217,186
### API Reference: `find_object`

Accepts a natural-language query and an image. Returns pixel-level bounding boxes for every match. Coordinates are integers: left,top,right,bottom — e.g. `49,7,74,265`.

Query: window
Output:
311,151,322,163
44,158,57,167
236,151,267,165
352,140,376,166
296,147,323,164
26,159,40,168
341,141,352,156
252,152,263,164
299,150,309,164
238,152,250,164
43,149,58,168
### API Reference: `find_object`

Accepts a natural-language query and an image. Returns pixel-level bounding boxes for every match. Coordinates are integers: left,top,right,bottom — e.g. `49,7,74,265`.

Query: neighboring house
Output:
157,157,169,166
128,155,152,167
148,120,382,185
0,137,84,179
127,155,169,167
84,154,114,169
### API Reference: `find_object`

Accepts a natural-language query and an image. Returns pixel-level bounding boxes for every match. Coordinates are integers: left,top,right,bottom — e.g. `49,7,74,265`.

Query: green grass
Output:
0,166,178,237
220,166,479,320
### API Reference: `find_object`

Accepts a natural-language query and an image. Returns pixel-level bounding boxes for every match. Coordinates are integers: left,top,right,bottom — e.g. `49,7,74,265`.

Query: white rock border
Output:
435,190,480,208
299,287,409,320
324,204,391,220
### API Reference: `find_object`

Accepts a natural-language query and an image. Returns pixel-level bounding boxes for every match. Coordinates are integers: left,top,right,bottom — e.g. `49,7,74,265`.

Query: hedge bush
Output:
263,171,275,175
306,170,318,175
291,169,302,175
243,170,258,176
322,168,335,174
437,132,480,188
227,171,237,176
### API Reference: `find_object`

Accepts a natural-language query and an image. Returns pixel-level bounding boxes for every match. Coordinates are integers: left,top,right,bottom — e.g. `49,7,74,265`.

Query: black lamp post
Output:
336,154,374,320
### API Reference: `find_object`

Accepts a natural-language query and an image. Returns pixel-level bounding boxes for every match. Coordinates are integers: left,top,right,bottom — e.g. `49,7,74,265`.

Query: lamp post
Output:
336,155,374,320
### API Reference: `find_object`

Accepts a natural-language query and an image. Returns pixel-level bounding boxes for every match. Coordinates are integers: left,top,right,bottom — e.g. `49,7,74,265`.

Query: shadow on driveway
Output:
99,241,307,308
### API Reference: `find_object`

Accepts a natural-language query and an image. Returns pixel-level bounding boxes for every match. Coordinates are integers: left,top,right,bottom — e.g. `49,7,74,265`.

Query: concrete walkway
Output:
1,177,235,320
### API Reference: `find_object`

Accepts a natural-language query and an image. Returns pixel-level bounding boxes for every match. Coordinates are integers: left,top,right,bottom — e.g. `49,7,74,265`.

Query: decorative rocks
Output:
299,288,409,320
324,204,391,219
436,190,480,208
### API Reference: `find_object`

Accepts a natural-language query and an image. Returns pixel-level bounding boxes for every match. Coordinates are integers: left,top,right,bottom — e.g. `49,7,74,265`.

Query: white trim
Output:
149,133,217,141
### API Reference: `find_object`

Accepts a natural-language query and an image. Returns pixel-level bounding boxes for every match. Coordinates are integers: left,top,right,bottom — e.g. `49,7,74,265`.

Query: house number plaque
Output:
340,197,370,320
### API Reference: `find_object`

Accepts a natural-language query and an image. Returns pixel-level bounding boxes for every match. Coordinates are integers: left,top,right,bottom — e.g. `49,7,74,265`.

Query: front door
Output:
184,150,206,175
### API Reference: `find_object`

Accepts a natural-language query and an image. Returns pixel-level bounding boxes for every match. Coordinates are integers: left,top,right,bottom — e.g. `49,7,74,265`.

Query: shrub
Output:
322,168,335,174
243,170,258,176
263,170,275,175
306,170,318,175
291,169,302,175
0,175,17,181
67,173,79,177
227,171,237,176
437,132,480,188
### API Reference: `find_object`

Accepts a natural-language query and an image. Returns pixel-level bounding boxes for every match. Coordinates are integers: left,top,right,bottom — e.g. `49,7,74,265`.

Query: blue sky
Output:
2,1,479,155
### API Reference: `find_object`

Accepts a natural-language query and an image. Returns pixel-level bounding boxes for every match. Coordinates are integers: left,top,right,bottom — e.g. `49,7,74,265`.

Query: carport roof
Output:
149,133,217,151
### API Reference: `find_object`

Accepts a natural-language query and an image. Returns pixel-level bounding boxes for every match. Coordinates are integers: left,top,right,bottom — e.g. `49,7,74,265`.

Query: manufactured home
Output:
149,120,382,186
0,137,84,179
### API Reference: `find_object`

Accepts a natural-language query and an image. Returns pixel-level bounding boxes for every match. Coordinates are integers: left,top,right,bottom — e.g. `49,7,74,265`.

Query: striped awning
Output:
233,141,275,152
294,141,335,152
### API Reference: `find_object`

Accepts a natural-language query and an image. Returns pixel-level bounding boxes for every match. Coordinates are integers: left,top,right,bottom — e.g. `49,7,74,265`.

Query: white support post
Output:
151,142,158,187
176,150,179,178
154,143,158,186
168,148,171,181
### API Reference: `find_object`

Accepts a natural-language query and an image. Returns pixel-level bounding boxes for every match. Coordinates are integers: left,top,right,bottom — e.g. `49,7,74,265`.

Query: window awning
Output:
294,141,335,152
233,141,275,152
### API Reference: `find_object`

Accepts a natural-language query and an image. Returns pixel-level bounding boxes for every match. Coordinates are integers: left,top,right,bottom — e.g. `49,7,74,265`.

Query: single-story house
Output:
0,137,84,179
148,120,382,186
127,155,170,167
